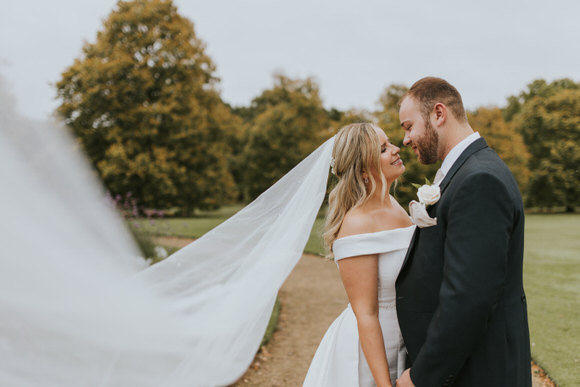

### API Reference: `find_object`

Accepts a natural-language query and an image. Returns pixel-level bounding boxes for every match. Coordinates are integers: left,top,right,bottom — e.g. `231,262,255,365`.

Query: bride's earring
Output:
364,177,369,184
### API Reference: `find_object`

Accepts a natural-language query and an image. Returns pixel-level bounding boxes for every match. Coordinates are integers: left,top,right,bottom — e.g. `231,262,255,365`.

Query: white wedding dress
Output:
303,225,415,387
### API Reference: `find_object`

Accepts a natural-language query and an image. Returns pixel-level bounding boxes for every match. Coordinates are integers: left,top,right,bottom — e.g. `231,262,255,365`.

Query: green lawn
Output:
139,207,579,385
132,204,245,238
134,204,329,255
523,214,580,387
305,217,326,255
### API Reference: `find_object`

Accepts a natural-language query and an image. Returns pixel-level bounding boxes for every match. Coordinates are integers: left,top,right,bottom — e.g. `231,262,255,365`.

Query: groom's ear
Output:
432,103,447,128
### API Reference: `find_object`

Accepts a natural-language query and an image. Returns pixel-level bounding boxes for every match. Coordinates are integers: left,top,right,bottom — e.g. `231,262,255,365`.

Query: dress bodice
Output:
303,225,416,387
333,225,416,306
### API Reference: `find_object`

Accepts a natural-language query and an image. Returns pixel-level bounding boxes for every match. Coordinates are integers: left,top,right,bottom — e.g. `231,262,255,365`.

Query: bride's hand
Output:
396,368,415,387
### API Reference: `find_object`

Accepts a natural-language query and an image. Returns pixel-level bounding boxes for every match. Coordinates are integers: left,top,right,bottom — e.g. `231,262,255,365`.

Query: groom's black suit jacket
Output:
396,138,532,387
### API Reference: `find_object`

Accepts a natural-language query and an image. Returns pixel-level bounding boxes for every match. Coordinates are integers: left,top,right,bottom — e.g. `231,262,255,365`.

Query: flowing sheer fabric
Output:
0,82,334,386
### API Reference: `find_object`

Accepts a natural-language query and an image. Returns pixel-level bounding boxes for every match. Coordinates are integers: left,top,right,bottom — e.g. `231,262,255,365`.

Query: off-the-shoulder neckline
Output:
334,224,415,243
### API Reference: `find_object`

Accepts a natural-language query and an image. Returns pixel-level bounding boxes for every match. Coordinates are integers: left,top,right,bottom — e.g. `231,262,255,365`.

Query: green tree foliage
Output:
55,0,235,214
513,84,580,211
375,84,440,208
328,108,375,132
503,78,580,122
239,74,331,201
467,107,530,193
213,102,247,201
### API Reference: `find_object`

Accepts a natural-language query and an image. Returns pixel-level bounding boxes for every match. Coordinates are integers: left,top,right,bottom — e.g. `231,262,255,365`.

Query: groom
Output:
395,77,532,387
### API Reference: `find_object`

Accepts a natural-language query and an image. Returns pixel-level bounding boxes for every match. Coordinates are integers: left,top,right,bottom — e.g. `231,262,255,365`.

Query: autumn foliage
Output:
56,0,235,214
506,80,580,211
55,0,579,213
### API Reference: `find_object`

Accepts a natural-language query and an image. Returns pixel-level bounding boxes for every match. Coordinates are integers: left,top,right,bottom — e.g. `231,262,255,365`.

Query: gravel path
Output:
230,254,348,386
154,237,554,386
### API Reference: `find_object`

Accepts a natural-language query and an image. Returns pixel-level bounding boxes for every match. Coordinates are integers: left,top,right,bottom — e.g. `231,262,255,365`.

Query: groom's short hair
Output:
400,77,468,123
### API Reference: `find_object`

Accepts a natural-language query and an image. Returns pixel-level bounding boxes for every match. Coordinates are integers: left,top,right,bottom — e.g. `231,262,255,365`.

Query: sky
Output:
1,0,579,121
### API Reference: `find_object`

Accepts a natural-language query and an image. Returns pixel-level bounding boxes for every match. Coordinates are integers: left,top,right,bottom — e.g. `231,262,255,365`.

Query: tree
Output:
328,108,375,131
503,78,580,211
467,107,530,193
375,84,440,209
217,102,247,201
515,86,580,211
503,78,580,122
239,74,330,201
55,0,235,214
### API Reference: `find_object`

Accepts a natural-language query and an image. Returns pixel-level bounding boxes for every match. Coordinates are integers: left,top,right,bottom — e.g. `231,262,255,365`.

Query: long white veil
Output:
0,79,334,386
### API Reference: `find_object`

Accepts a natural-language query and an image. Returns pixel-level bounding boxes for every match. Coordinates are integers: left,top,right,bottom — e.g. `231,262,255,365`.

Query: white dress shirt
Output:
434,132,481,186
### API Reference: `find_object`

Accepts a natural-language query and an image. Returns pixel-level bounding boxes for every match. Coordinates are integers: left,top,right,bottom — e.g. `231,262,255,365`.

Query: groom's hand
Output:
396,368,415,387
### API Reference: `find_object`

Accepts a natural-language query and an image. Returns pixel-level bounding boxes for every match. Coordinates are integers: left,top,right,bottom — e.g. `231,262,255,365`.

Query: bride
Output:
304,123,414,387
0,80,414,387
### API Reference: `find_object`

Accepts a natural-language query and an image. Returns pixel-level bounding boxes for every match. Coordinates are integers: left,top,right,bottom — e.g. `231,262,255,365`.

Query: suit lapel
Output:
400,138,490,274
438,137,489,194
399,228,419,274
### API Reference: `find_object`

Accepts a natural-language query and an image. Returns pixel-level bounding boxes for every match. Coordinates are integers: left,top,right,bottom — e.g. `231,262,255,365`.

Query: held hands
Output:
396,368,416,387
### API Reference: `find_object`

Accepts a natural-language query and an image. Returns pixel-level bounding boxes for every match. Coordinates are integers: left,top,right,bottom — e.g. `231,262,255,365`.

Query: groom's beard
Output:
416,119,439,164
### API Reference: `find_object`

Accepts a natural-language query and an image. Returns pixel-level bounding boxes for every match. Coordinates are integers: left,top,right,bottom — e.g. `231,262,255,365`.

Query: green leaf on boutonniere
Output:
413,177,433,189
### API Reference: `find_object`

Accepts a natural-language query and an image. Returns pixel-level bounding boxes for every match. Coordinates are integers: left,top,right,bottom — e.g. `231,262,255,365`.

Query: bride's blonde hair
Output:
323,123,389,258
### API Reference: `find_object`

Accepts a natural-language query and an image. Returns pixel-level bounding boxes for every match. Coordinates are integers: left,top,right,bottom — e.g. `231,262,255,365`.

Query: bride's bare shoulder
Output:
336,208,375,239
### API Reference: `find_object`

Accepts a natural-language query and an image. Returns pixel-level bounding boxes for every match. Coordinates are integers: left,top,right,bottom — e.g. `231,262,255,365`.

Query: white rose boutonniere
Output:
412,178,441,206
409,178,440,228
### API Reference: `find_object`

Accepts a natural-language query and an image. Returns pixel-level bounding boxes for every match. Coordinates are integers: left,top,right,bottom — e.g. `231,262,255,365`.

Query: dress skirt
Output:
303,302,406,386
